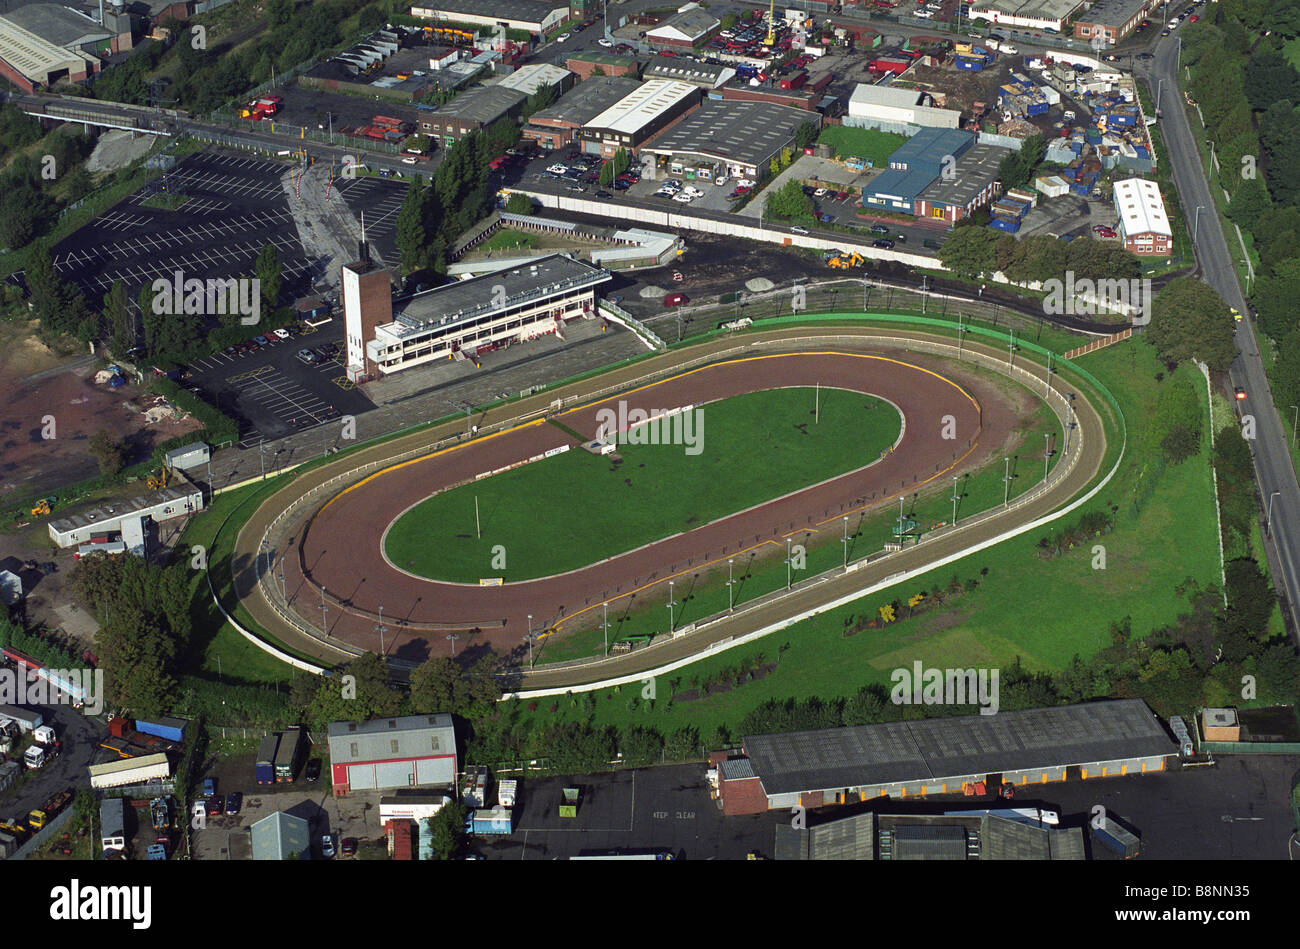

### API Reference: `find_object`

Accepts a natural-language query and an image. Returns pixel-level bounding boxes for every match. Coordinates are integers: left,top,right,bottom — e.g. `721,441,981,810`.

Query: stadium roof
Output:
383,254,610,339
2,3,110,48
1114,177,1171,237
742,700,1175,796
641,99,816,168
530,75,642,125
584,79,698,136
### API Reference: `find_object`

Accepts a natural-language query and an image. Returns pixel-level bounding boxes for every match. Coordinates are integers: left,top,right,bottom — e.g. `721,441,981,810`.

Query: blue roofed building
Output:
860,128,1006,224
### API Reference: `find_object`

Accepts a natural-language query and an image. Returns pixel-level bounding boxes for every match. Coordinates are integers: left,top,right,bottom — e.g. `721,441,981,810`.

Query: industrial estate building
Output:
774,809,1087,860
250,811,311,860
409,0,570,37
566,51,641,80
966,0,1087,32
712,700,1176,815
328,714,458,795
860,127,1007,225
0,3,112,91
47,482,205,556
344,251,610,377
1071,0,1156,45
497,61,572,98
579,79,701,156
640,99,819,180
416,83,528,144
847,83,963,133
643,54,734,89
523,74,642,149
644,7,720,49
1113,176,1172,256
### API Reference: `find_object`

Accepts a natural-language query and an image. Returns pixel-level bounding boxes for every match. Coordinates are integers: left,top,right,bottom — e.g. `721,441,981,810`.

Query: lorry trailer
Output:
89,753,170,790
256,733,280,784
1091,816,1141,858
274,726,305,782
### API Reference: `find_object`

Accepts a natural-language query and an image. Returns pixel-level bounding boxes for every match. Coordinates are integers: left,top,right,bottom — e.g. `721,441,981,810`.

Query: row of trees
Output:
0,105,96,257
938,226,1141,285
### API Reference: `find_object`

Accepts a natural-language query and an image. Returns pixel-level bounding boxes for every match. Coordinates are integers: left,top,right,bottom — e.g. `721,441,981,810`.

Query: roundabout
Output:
226,321,1118,685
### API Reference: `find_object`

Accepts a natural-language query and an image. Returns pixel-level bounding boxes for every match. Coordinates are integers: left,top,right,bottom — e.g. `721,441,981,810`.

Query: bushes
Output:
150,378,238,448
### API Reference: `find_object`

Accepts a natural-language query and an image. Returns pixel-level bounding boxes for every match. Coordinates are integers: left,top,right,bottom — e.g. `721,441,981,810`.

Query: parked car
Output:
297,348,318,364
595,189,613,199
873,238,895,249
253,335,268,346
225,792,242,816
672,193,693,203
557,32,571,41
341,837,358,857
305,758,322,782
320,834,336,858
814,187,828,197
870,223,889,234
272,328,290,340
818,212,834,223
203,777,216,797
598,37,613,47
791,225,810,235
664,292,689,306
206,796,223,817
1235,386,1247,400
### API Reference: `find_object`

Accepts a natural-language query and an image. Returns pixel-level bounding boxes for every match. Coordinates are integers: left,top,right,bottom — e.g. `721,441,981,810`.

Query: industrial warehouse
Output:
639,98,820,181
343,248,611,377
328,714,458,795
711,700,1177,815
860,127,1009,224
579,79,701,156
523,74,642,149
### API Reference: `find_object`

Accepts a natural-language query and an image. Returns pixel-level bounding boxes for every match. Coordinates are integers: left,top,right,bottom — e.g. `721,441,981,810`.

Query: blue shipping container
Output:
989,217,1020,233
135,717,186,743
1027,101,1049,116
955,58,984,71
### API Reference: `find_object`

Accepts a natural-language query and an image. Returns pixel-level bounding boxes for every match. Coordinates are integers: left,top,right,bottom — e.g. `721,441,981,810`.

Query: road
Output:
1144,33,1300,636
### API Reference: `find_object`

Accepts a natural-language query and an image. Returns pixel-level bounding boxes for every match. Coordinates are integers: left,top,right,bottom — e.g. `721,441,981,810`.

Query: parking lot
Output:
185,321,374,449
332,175,407,263
33,149,315,333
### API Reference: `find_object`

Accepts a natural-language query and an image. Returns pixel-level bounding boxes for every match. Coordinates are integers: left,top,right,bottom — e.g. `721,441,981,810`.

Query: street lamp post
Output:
601,601,610,657
727,558,735,612
445,633,458,656
1043,433,1051,482
1291,405,1298,451
527,614,533,667
951,476,960,527
320,585,327,635
375,605,387,655
667,581,676,634
1193,205,1205,242
1267,491,1281,535
1003,457,1011,507
842,516,849,569
785,537,792,590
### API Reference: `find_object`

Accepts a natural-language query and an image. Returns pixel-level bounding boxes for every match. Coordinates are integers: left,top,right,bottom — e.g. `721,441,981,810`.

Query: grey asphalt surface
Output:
0,703,103,827
1143,33,1300,640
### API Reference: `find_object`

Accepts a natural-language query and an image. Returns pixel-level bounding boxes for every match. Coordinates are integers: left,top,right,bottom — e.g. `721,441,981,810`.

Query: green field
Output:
384,387,902,582
513,340,1224,737
815,126,908,168
481,229,539,251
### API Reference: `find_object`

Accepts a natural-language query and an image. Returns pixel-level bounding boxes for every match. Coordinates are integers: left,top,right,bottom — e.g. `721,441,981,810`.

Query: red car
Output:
664,292,689,306
660,50,678,57
1188,13,1199,21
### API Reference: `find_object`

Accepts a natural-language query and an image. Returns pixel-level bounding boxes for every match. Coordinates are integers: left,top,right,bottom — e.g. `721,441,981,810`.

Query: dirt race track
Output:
231,326,1112,681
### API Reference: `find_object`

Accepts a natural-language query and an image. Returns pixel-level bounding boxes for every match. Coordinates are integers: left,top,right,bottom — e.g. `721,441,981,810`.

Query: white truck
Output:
986,39,1018,54
23,725,58,769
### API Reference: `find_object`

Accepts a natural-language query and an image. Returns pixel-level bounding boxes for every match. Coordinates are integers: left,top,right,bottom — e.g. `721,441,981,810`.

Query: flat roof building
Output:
861,127,976,215
579,78,701,156
848,83,963,132
417,83,528,143
1113,176,1171,256
410,0,570,35
566,51,641,81
718,699,1176,814
48,482,204,554
524,74,642,149
967,0,1087,31
1072,0,1157,45
645,6,720,48
328,714,457,795
640,98,820,179
0,10,104,91
361,254,611,375
915,139,1008,224
774,810,1087,860
643,54,734,89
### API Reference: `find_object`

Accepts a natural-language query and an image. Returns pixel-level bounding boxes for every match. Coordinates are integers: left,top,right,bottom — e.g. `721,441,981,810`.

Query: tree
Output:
254,243,282,314
427,801,468,860
665,725,700,760
764,178,813,220
620,725,664,767
88,429,127,474
938,225,1001,279
1146,277,1238,371
844,685,887,725
997,134,1046,189
599,160,614,187
395,176,432,273
410,656,459,713
505,192,535,215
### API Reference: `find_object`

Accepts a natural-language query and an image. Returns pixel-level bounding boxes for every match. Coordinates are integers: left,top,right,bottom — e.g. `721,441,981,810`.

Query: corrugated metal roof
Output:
251,811,310,860
719,757,755,780
1114,177,1171,238
893,822,968,860
327,714,455,765
743,700,1175,796
584,79,699,137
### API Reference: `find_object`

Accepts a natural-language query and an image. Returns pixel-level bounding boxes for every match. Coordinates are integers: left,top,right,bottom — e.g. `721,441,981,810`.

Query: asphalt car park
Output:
185,325,373,448
471,763,775,860
332,175,407,262
31,148,314,334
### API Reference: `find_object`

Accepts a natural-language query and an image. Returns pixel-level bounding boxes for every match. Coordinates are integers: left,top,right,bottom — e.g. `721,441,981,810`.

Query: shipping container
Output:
100,797,126,852
135,717,186,744
955,57,985,72
1092,816,1140,858
470,806,514,835
380,793,453,824
778,70,807,89
0,705,42,733
868,58,909,74
256,733,280,785
274,726,305,783
989,217,1020,233
89,753,170,790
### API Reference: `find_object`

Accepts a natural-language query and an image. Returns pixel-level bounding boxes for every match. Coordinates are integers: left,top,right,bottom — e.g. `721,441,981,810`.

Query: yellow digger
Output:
146,467,168,490
30,497,55,516
827,251,864,270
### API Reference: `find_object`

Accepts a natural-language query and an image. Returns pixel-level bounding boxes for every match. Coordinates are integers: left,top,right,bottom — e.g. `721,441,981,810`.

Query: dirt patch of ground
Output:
0,361,202,503
0,320,64,378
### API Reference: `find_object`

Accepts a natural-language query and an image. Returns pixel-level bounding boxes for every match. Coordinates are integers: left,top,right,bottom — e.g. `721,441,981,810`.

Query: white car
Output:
672,193,693,203
683,187,703,197
557,31,571,41
814,187,828,197
715,176,729,187
401,157,417,164
547,163,567,174
272,328,290,340
737,178,755,188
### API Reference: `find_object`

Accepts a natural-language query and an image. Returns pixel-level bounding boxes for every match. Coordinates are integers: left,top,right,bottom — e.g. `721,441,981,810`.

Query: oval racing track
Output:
229,325,1114,685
